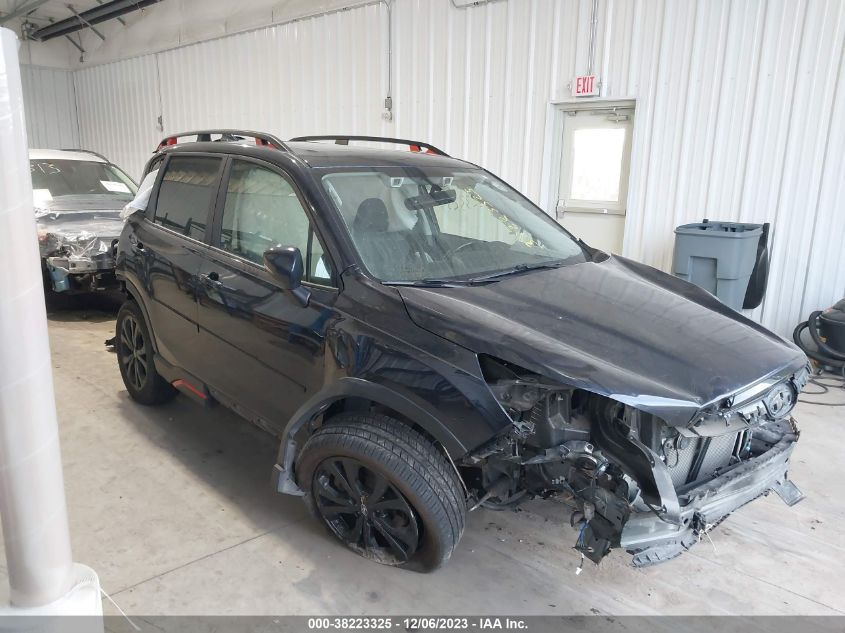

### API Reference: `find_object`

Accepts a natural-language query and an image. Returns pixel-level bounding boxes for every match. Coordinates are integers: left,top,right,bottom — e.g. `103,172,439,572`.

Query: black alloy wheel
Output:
297,413,467,571
115,300,176,405
119,313,148,391
313,457,420,564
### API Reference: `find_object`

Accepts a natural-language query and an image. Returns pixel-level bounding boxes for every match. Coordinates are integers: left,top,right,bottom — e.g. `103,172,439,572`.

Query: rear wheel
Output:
297,413,466,572
116,300,176,405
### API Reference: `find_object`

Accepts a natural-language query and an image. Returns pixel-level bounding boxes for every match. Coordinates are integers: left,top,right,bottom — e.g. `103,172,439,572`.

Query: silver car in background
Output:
30,149,137,294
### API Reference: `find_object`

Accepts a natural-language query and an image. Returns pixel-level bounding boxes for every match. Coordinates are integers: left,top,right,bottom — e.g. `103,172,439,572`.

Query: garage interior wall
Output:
20,65,79,148
18,0,845,338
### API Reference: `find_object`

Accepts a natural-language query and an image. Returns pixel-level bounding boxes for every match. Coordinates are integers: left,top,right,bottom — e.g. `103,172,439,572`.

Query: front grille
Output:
666,432,741,488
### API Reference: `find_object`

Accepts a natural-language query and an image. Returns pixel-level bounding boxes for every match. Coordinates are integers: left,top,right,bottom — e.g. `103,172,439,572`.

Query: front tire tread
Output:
298,413,466,571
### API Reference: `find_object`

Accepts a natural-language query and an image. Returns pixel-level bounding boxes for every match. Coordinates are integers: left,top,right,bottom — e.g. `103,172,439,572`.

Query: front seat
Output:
353,197,390,235
352,198,400,279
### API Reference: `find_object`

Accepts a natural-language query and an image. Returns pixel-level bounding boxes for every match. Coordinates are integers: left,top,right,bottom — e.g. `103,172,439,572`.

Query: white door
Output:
556,106,634,254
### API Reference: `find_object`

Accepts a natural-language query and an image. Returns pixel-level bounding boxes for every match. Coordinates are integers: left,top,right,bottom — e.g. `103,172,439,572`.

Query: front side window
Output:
30,159,137,206
219,160,333,285
153,155,221,240
123,155,166,219
320,167,587,283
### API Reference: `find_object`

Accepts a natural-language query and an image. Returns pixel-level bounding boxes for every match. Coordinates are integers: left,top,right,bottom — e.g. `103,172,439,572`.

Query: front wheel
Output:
297,414,466,572
115,300,176,405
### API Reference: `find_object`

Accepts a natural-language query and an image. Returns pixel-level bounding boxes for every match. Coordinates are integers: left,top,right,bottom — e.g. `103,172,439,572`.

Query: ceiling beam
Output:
29,0,163,41
0,0,52,25
66,4,105,40
95,0,124,25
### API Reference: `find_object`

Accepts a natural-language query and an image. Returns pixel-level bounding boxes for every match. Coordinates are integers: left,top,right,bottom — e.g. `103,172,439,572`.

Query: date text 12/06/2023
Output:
306,617,529,630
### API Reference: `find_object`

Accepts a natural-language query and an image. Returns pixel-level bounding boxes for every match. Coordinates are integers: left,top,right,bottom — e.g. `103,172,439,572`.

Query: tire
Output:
297,413,466,572
115,299,176,405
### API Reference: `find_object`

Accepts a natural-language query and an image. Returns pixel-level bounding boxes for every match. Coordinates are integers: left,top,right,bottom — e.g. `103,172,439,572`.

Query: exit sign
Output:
573,75,599,97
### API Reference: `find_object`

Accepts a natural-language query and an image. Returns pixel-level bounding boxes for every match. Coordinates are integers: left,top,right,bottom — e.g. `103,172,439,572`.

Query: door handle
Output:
200,271,221,286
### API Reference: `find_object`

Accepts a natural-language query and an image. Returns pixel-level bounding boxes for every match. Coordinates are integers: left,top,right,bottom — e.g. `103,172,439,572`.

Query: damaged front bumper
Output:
620,418,801,566
44,251,119,293
38,224,121,293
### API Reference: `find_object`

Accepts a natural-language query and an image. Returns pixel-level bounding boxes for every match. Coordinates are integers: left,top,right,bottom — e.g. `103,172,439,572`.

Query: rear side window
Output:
219,160,334,285
153,156,221,240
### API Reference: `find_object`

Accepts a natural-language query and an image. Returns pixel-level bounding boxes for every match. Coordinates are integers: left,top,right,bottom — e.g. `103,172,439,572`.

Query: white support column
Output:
0,27,101,627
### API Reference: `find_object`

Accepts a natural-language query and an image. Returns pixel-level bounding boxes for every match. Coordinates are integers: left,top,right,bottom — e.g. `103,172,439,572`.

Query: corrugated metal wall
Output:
158,3,388,138
73,55,162,184
20,65,79,148
72,3,388,181
69,0,845,336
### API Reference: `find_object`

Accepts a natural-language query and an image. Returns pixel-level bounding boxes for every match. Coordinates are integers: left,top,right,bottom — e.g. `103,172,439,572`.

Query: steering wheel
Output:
445,240,510,261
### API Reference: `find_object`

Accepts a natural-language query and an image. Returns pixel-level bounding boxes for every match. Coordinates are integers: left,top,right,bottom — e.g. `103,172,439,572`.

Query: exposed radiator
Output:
666,432,743,488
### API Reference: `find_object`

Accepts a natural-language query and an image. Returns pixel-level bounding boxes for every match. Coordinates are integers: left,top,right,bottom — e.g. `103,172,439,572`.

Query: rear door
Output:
138,153,224,375
195,157,339,431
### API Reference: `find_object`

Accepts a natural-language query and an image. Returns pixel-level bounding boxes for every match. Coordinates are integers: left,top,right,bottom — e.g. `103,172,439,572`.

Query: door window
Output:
153,155,222,240
570,127,627,201
558,108,633,215
219,160,333,285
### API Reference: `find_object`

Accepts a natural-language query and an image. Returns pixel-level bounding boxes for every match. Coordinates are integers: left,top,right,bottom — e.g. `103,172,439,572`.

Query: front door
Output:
195,158,338,432
555,105,634,254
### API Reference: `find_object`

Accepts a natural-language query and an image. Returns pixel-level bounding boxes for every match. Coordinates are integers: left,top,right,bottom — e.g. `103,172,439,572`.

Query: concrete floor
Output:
2,297,845,616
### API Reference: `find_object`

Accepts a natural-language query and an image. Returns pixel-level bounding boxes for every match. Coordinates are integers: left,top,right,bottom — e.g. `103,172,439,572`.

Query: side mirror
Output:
263,245,310,306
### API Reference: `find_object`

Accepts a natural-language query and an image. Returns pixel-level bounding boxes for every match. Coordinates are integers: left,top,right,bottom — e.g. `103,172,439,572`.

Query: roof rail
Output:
289,135,450,157
59,148,110,161
156,130,291,152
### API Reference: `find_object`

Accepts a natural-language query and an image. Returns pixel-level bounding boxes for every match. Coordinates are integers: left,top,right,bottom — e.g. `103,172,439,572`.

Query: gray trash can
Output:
672,219,763,311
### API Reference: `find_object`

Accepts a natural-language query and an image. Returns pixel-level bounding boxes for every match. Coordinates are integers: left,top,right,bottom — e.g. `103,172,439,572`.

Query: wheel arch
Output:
272,377,470,496
120,278,158,353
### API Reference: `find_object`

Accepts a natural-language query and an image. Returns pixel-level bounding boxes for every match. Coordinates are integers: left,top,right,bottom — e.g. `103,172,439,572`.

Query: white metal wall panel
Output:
73,55,161,180
20,66,79,149
801,43,845,325
760,0,845,335
67,0,845,335
157,3,387,151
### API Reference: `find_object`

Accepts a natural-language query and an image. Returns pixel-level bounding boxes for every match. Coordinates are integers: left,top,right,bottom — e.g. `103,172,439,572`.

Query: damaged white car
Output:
31,149,137,294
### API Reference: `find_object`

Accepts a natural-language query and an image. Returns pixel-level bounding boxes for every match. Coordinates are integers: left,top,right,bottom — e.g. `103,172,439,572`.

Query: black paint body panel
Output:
116,140,807,460
399,254,806,427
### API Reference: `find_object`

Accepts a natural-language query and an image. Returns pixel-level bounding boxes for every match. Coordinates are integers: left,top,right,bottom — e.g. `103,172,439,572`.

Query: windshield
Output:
30,159,137,204
320,166,587,283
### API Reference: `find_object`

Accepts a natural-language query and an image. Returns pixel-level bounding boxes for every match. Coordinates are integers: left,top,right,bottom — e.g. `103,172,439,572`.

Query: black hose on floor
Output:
793,317,845,368
793,311,845,406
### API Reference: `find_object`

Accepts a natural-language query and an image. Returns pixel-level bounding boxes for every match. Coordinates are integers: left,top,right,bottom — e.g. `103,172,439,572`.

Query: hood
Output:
398,255,806,426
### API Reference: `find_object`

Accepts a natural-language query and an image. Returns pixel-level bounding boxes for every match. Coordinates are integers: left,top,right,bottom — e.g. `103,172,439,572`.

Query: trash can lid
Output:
674,220,763,237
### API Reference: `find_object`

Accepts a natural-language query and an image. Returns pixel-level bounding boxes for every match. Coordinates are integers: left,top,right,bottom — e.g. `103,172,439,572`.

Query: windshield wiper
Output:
383,261,569,287
467,260,566,283
385,278,480,287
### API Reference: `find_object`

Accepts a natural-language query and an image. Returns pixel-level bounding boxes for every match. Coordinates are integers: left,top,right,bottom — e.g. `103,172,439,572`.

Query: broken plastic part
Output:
47,264,71,292
772,479,804,506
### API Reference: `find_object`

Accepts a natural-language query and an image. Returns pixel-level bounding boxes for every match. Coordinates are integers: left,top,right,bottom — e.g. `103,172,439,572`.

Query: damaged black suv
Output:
115,130,809,571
